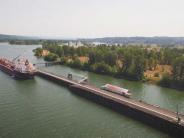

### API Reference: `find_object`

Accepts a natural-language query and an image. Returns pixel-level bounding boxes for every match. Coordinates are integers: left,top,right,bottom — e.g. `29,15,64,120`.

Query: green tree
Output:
33,48,43,57
44,53,59,61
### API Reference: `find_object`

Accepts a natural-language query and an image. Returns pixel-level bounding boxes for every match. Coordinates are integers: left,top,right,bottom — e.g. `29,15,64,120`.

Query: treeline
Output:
9,40,43,45
34,42,184,90
158,56,184,90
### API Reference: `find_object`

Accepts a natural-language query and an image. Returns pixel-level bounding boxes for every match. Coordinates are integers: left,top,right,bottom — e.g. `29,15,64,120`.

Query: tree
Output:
103,52,117,66
172,56,184,80
33,48,43,57
44,53,59,61
68,58,82,69
91,62,113,75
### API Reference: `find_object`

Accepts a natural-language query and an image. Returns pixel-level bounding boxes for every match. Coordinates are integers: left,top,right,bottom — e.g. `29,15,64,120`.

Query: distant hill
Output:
79,37,184,45
1,34,184,45
0,34,38,41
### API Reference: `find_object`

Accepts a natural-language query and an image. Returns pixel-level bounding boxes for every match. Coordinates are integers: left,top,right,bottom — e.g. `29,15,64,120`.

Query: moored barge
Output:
101,84,131,98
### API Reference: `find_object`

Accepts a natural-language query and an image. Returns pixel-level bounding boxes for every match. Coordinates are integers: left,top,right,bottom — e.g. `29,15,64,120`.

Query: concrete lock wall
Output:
69,85,184,138
36,70,184,138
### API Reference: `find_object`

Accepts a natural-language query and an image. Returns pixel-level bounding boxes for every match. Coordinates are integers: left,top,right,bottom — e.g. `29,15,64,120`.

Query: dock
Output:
34,61,61,67
36,69,184,137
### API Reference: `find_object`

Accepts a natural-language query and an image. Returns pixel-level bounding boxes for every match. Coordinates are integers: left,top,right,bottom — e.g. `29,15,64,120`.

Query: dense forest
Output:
34,41,184,90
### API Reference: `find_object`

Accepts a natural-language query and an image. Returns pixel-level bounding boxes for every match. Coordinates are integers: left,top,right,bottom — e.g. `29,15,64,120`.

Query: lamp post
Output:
177,104,181,123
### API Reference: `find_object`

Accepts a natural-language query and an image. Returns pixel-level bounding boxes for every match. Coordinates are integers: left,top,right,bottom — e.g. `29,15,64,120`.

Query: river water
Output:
0,43,184,138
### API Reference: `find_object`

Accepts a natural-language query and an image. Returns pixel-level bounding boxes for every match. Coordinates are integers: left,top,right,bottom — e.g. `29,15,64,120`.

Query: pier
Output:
36,69,184,137
34,61,61,67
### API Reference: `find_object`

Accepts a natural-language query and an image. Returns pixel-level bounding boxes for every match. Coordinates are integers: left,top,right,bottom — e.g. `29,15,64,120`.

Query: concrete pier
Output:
36,69,184,137
34,61,61,67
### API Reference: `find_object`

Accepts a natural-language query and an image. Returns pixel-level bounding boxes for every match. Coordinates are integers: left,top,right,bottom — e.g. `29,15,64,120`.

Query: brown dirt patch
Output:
144,65,172,82
78,56,89,63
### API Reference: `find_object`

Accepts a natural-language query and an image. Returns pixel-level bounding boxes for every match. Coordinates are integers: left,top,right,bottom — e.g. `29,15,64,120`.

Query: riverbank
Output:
58,63,184,91
42,56,181,91
36,56,184,91
33,43,184,91
46,59,184,91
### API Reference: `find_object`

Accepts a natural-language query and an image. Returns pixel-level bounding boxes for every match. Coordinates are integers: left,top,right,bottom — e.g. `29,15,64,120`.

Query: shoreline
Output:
33,44,184,92
46,62,184,92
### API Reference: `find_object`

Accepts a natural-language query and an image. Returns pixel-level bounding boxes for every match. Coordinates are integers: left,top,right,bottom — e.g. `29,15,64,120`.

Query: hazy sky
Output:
0,0,184,38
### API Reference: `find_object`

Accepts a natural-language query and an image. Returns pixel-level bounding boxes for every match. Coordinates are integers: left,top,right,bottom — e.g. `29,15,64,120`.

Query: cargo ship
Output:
101,84,131,98
0,57,37,79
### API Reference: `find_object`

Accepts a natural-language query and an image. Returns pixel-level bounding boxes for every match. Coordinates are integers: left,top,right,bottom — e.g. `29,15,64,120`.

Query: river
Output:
0,43,184,138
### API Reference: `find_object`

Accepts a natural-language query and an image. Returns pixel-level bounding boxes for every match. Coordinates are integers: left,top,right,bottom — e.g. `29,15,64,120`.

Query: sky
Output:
0,0,184,38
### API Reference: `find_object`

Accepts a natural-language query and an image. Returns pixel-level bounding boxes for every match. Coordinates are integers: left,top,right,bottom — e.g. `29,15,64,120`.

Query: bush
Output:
90,62,113,75
68,58,82,69
158,74,171,87
158,74,184,90
33,48,43,57
44,53,59,61
60,57,68,64
154,72,159,77
82,62,90,70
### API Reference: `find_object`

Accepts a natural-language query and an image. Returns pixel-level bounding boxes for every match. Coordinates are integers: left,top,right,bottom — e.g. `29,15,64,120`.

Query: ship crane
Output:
12,54,22,62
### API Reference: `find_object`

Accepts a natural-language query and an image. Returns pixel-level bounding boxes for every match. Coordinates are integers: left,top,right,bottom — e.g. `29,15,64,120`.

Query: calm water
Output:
0,43,184,138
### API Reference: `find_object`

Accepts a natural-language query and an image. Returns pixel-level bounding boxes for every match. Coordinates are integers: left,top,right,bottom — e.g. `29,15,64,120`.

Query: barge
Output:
101,84,131,98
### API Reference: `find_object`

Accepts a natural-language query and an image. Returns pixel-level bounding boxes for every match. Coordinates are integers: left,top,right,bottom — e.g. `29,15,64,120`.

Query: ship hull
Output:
0,63,14,76
13,70,36,79
0,64,36,79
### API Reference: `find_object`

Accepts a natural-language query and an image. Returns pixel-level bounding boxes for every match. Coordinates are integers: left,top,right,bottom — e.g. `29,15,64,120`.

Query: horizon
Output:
1,0,184,38
2,33,184,40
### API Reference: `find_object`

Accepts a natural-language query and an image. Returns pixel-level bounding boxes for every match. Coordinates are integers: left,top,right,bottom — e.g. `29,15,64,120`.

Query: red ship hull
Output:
0,63,14,76
13,70,36,79
0,63,36,79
